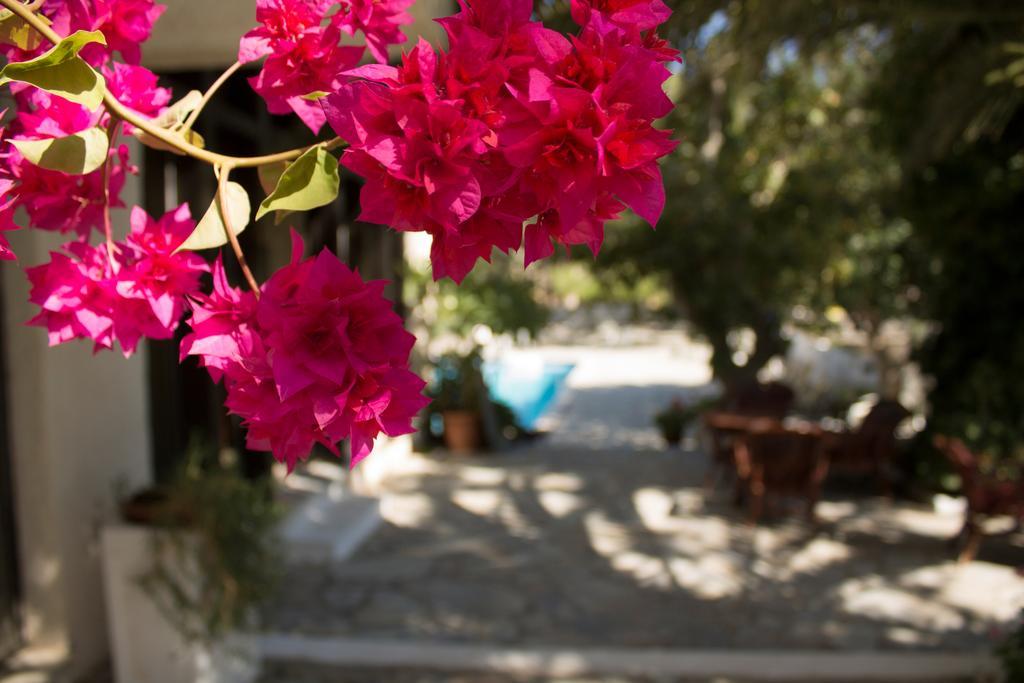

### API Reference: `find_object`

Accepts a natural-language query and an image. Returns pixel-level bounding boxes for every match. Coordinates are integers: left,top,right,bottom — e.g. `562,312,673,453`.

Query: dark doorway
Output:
144,67,404,482
0,277,21,661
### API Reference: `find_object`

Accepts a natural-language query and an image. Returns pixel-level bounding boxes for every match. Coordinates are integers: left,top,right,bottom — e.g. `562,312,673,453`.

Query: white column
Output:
1,151,153,677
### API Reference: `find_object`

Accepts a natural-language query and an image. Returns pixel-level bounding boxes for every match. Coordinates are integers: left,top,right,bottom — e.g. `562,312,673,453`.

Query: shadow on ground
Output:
265,437,1024,653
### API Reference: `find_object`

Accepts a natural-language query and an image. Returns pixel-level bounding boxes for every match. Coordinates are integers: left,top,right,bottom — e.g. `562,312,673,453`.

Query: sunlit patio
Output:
258,343,1023,681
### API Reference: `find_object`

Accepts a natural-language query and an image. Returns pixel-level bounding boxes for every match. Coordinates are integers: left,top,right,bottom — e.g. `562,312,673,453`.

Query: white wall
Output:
1,152,153,677
1,0,459,673
143,0,455,71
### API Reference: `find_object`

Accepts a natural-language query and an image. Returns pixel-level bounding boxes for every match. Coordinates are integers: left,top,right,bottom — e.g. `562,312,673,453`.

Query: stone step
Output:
255,636,997,682
278,487,382,563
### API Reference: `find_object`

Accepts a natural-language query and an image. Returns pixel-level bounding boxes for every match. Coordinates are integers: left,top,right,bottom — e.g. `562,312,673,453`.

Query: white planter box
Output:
101,524,261,683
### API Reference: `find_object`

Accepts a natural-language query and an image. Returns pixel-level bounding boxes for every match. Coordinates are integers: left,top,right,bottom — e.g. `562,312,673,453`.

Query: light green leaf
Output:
256,161,294,224
177,182,251,252
0,9,51,52
152,90,203,129
0,30,107,110
301,91,329,102
256,146,340,221
135,126,206,155
10,127,109,175
132,90,207,154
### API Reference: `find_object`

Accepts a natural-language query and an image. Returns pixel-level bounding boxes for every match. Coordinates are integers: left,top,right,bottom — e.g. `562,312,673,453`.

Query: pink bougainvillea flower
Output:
570,0,672,36
4,142,132,238
428,203,525,283
179,256,261,383
332,0,414,64
2,92,135,237
523,195,624,266
117,204,210,337
34,0,166,65
239,0,364,132
182,232,429,470
102,62,172,127
26,205,207,356
326,39,526,281
0,116,17,261
10,90,103,139
26,241,120,351
7,148,132,238
0,178,17,261
1,0,164,65
329,0,677,282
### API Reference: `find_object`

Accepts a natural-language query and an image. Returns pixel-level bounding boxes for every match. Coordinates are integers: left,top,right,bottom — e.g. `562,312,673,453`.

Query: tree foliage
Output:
584,0,1024,459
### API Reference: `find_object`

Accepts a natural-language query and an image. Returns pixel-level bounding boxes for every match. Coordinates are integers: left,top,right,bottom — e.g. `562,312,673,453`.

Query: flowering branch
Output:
1,0,679,472
216,165,261,297
101,117,121,266
0,0,345,168
182,60,243,132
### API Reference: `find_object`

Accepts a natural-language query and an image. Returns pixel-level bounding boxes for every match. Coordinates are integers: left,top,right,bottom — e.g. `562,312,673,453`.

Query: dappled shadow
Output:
541,383,719,452
264,435,1024,652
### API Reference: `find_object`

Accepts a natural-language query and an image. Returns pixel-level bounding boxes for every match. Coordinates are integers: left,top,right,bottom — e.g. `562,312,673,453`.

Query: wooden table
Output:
704,411,838,524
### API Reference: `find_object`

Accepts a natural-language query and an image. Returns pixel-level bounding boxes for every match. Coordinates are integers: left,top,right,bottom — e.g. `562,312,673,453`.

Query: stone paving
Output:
264,446,1024,652
261,342,1024,681
255,663,970,683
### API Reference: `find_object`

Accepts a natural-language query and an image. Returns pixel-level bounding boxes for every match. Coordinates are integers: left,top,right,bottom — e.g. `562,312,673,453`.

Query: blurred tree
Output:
601,12,906,391
871,9,1024,460
406,253,549,342
539,0,1024,461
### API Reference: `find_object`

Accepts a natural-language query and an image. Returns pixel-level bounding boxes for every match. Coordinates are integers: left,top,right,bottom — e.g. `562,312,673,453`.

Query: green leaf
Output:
256,161,295,224
0,9,51,52
256,146,340,221
0,30,107,110
133,90,208,154
135,126,206,155
301,91,329,102
177,182,251,252
9,127,110,175
151,90,204,129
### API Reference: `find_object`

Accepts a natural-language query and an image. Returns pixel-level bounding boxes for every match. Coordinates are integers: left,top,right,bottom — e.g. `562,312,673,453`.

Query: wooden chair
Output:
728,380,795,419
829,400,910,495
733,420,831,524
703,381,796,493
933,435,1024,563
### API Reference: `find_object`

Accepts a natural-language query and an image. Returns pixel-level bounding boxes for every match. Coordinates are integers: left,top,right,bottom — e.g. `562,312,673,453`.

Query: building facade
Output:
0,0,451,677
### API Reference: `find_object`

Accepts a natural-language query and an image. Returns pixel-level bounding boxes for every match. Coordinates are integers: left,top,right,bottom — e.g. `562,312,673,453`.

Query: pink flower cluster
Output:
0,115,16,261
4,0,165,65
238,0,414,132
0,0,171,243
1,91,134,238
26,205,209,356
1,0,678,469
0,174,15,260
326,0,678,282
182,233,428,469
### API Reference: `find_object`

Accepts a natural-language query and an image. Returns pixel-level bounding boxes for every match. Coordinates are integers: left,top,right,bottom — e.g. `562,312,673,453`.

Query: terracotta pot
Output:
120,488,194,527
442,410,482,453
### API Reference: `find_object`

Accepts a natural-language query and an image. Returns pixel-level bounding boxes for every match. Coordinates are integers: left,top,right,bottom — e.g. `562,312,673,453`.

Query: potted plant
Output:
428,350,489,453
103,446,282,683
654,397,702,448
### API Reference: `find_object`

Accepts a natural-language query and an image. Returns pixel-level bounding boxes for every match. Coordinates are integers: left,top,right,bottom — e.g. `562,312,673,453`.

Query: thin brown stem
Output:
0,0,346,168
182,60,243,131
101,118,121,267
216,166,261,297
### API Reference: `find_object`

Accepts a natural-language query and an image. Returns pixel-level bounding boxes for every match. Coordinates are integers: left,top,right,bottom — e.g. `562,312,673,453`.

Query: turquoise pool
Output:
483,360,575,430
